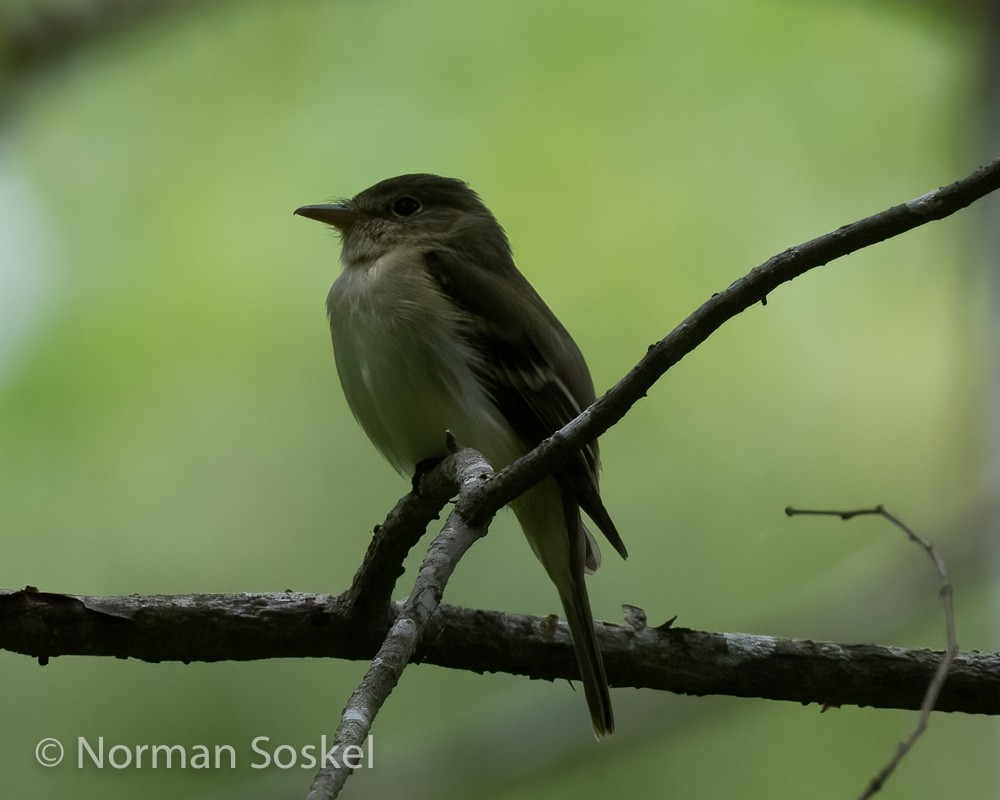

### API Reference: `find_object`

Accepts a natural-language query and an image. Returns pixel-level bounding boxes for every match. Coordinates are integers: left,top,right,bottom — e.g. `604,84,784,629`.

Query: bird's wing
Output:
423,249,628,561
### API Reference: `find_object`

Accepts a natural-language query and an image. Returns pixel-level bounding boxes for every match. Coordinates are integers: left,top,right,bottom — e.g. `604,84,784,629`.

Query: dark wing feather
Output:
423,249,628,561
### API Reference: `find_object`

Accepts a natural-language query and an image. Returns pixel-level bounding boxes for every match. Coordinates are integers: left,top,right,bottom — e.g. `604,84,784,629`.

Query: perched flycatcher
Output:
295,174,626,736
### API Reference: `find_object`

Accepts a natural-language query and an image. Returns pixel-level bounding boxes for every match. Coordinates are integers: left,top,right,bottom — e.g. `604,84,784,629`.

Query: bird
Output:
295,174,626,736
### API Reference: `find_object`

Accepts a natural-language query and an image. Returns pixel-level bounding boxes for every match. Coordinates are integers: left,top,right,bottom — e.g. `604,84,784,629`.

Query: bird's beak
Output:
294,203,358,232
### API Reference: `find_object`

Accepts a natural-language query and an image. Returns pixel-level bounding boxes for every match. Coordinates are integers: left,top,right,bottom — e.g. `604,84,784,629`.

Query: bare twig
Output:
786,505,959,799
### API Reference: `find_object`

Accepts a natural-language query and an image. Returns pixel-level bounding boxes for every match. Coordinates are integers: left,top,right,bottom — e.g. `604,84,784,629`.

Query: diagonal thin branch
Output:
306,449,495,800
478,159,1000,516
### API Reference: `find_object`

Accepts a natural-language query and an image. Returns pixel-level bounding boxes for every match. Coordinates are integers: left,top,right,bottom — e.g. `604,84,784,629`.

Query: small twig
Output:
786,505,958,799
306,449,495,800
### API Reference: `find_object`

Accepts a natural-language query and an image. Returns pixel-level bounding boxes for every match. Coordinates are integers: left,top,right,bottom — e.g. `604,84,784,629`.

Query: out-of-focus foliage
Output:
1,1,995,798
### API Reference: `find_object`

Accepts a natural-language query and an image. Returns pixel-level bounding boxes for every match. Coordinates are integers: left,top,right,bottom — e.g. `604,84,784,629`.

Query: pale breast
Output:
327,250,521,477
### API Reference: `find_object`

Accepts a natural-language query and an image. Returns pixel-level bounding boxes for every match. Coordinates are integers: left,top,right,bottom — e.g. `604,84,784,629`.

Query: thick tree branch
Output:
1,588,997,715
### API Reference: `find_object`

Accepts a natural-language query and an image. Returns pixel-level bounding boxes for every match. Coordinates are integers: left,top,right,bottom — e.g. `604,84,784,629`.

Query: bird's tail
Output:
513,480,614,738
558,564,614,737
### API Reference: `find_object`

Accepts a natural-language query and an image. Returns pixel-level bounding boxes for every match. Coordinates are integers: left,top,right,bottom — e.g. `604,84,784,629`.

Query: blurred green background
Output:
1,0,998,797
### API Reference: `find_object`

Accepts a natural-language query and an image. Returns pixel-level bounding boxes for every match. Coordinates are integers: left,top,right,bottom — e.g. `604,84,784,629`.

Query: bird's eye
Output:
391,196,422,218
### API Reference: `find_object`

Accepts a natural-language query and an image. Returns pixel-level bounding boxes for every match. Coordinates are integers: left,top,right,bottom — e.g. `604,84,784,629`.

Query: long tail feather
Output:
559,571,614,737
513,480,614,737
